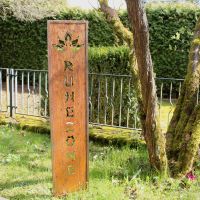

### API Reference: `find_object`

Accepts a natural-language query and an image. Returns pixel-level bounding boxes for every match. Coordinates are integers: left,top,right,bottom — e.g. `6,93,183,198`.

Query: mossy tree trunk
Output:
125,0,168,174
98,0,146,133
98,0,168,173
166,19,200,177
99,0,200,177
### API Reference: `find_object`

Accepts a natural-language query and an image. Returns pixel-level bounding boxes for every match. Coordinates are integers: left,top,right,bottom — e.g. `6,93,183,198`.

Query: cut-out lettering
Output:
64,76,73,87
66,127,75,133
67,151,76,161
67,165,75,175
66,122,74,125
66,135,75,146
65,91,74,102
64,61,73,71
66,107,74,117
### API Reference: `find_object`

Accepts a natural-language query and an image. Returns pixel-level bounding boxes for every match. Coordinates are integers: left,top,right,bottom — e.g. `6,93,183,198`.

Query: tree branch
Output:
98,0,133,47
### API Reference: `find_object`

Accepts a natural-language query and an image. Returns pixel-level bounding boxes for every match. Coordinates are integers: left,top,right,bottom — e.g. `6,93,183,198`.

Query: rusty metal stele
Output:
48,20,89,197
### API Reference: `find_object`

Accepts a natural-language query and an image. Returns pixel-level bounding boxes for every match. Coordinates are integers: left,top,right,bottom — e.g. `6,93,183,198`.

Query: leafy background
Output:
0,4,200,78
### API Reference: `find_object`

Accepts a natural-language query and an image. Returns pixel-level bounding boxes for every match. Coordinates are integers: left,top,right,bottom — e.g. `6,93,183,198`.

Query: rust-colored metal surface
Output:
48,20,88,196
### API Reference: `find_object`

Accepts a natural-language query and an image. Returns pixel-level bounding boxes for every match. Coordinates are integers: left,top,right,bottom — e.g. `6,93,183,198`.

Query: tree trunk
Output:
98,0,146,134
125,0,168,173
100,0,200,178
166,19,200,177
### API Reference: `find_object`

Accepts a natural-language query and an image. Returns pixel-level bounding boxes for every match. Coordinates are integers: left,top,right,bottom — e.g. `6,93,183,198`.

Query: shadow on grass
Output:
0,177,51,190
9,194,52,200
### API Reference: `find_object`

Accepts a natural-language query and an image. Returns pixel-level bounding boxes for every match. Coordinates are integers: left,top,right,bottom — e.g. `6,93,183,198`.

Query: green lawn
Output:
0,125,200,200
159,100,175,132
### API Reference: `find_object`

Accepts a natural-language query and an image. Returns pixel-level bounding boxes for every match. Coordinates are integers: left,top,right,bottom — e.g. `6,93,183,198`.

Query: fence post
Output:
8,68,15,118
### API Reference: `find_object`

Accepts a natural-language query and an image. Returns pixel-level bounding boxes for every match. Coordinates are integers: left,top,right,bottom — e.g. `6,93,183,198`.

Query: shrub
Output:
89,46,130,73
1,4,200,78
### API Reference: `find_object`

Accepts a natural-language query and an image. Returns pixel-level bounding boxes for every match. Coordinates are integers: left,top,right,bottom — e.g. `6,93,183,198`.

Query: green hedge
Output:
57,9,116,47
1,4,200,78
0,9,117,71
120,4,200,78
89,46,130,74
148,4,200,78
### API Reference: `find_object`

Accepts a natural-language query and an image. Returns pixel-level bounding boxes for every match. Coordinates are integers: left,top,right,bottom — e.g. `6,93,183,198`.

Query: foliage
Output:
1,4,200,77
148,3,200,78
0,9,117,71
89,46,130,73
57,9,116,47
0,0,67,21
0,125,200,199
120,3,200,78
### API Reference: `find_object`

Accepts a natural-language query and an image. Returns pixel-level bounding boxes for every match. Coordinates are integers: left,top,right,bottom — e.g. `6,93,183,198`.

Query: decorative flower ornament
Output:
53,32,84,52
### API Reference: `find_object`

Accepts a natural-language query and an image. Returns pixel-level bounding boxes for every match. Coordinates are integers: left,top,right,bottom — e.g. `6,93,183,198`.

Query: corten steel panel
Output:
48,20,89,196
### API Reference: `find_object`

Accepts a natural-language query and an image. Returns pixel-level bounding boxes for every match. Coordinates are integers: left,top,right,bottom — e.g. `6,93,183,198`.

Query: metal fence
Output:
0,68,185,130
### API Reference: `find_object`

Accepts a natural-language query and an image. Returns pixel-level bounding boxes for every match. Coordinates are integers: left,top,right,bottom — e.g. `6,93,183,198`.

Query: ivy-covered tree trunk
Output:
166,19,200,177
125,0,168,173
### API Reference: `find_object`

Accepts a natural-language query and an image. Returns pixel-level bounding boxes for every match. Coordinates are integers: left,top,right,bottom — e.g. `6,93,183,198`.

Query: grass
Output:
0,113,145,148
1,125,200,200
0,99,175,134
159,100,175,132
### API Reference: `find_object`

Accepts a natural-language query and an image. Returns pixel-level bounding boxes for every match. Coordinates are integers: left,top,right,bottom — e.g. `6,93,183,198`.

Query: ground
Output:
0,125,200,200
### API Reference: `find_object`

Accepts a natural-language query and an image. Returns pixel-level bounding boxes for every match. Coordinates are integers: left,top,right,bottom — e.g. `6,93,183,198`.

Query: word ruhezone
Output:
52,29,85,179
64,59,76,176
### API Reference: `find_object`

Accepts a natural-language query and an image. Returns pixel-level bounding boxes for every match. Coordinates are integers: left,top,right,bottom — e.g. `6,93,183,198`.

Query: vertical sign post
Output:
48,21,88,196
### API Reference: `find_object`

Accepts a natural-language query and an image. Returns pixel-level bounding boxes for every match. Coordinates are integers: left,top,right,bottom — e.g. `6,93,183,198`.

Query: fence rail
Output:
0,68,189,130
